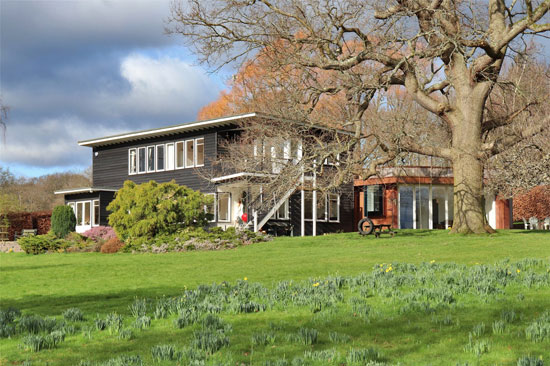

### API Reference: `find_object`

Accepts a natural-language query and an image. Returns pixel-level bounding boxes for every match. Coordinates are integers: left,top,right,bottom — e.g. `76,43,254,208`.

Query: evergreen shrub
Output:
107,180,212,240
51,205,76,238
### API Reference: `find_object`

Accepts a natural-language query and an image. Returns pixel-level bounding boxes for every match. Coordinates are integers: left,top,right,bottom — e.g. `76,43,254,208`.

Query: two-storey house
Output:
55,113,355,236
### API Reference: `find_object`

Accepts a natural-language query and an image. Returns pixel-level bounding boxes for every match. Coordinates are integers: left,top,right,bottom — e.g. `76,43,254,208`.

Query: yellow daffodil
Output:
517,269,521,274
430,260,435,264
313,282,320,287
244,277,248,281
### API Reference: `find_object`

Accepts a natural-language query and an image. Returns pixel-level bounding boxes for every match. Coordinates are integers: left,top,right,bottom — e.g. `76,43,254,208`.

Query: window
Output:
129,149,137,175
195,138,204,166
68,202,75,215
156,145,164,171
304,192,313,220
276,199,289,220
328,194,339,222
217,193,231,222
317,194,327,221
185,140,195,167
204,193,216,222
76,202,83,225
83,201,91,225
166,143,175,170
93,200,99,226
138,147,146,173
364,185,383,216
147,146,155,172
176,141,184,169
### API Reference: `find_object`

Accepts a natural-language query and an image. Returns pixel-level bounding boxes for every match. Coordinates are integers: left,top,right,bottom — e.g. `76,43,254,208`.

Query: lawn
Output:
1,230,549,365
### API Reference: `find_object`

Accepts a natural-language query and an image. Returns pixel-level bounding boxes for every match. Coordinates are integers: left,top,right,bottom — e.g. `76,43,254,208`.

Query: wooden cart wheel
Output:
358,217,374,236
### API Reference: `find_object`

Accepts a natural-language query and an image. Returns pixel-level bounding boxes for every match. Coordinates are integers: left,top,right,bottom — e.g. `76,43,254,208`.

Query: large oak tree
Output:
169,0,550,233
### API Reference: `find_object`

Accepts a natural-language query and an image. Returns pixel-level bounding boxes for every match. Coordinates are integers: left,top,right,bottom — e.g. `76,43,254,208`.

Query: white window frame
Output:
137,147,146,174
217,192,231,223
328,193,340,222
195,137,205,167
276,198,289,220
204,193,216,222
165,143,175,171
128,148,137,175
156,144,165,172
185,139,195,168
147,145,155,173
92,199,100,226
175,141,185,169
316,193,327,222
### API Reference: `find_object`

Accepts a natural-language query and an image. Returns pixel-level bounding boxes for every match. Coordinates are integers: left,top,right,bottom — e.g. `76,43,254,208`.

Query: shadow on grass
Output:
0,263,70,272
0,286,188,315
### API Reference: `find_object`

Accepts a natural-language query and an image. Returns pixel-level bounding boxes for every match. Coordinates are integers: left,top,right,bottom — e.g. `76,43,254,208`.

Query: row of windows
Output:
304,192,340,222
129,138,204,175
203,193,291,223
68,200,100,227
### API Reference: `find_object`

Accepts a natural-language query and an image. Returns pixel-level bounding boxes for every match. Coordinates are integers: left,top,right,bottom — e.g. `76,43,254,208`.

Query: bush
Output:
82,226,117,242
18,233,65,255
51,205,76,238
107,180,212,240
101,238,125,254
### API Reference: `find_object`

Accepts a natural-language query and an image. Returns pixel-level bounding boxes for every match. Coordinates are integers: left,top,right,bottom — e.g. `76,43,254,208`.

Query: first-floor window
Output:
138,147,146,173
185,140,195,167
365,185,383,216
195,138,204,166
218,193,231,222
129,149,137,174
147,146,155,172
93,200,99,226
83,201,91,225
166,143,175,170
156,145,164,171
176,141,185,169
328,194,339,222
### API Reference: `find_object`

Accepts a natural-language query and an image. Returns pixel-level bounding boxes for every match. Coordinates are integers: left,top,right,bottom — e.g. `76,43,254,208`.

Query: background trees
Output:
171,0,550,233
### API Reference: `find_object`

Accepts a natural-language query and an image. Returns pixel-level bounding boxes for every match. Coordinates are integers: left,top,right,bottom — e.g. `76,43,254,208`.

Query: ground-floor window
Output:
217,193,231,222
68,199,100,228
304,191,340,222
204,193,216,222
276,199,289,220
399,185,454,229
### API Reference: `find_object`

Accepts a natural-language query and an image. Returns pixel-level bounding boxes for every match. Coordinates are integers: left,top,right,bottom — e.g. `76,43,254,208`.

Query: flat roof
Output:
54,187,118,195
78,112,354,148
78,112,261,148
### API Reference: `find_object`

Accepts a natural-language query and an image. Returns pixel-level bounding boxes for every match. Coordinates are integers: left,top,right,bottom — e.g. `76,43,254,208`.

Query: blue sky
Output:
0,0,228,178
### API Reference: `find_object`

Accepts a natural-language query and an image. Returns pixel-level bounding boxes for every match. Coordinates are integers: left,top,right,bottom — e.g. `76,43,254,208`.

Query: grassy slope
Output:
2,230,548,315
1,230,549,365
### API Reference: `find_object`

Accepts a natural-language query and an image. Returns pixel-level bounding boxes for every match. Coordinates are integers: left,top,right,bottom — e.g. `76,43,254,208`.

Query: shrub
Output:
18,233,64,255
101,238,125,254
517,355,544,366
82,226,117,242
51,205,76,238
22,334,55,352
107,180,212,240
151,344,178,362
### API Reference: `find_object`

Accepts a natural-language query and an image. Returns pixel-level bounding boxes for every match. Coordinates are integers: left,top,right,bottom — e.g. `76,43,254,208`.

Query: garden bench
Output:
528,217,539,230
358,217,395,238
544,217,550,230
522,217,530,230
15,229,37,240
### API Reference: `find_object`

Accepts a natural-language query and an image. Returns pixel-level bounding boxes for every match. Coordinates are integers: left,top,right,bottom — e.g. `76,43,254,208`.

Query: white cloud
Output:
114,54,218,116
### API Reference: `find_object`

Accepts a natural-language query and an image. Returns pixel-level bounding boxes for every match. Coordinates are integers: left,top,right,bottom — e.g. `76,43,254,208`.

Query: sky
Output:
0,0,227,178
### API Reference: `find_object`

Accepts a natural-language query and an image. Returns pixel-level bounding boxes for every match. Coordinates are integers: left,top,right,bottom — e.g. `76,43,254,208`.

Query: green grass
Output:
1,230,549,365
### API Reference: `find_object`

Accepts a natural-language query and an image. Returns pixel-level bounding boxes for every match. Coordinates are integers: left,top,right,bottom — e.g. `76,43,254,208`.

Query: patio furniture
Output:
14,229,37,240
522,217,529,230
0,225,8,243
544,217,550,230
528,217,539,230
358,217,395,238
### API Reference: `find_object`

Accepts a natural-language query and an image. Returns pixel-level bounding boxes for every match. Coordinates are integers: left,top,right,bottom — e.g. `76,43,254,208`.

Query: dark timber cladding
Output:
92,127,223,192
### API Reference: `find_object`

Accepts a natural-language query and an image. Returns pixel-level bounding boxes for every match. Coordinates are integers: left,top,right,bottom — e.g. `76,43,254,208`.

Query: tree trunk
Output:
449,92,495,234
